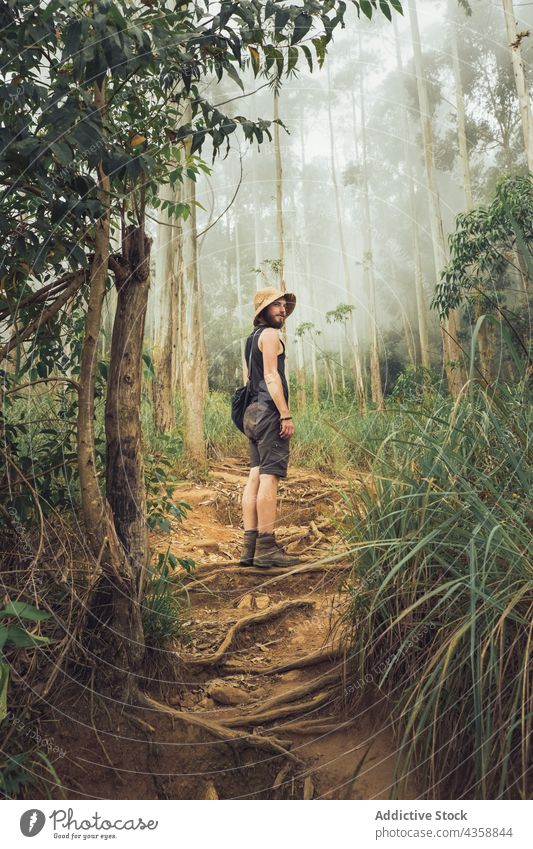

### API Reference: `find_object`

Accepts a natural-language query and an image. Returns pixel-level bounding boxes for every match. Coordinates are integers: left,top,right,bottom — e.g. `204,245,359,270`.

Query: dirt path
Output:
42,457,417,800
147,457,417,800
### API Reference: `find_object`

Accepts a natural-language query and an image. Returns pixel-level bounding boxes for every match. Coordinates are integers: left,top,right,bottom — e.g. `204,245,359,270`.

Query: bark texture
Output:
409,0,466,397
179,175,208,466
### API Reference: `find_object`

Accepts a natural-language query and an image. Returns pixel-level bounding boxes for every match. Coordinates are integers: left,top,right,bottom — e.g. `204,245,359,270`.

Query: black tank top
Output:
244,326,289,411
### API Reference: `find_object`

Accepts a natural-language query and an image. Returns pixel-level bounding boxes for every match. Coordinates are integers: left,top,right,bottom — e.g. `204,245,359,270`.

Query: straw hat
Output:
253,287,296,321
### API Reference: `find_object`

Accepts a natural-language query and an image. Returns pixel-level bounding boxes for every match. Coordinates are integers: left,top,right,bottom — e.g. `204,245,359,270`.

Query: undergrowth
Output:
339,379,532,799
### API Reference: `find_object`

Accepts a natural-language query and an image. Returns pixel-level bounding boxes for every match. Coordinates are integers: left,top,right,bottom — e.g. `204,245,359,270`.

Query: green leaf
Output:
178,557,195,574
0,602,51,622
288,46,298,74
6,626,51,648
0,625,8,652
291,12,313,45
275,7,291,34
379,0,392,20
0,663,9,722
225,63,244,92
360,0,374,18
264,0,276,20
390,0,403,13
301,45,313,72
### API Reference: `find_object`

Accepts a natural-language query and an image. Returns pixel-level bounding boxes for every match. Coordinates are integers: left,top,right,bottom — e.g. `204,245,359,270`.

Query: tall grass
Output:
339,381,532,799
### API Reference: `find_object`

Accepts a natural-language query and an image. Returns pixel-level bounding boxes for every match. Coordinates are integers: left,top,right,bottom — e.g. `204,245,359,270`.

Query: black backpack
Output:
231,328,261,433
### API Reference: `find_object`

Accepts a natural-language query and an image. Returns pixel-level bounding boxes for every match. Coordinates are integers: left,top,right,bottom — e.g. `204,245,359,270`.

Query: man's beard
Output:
263,314,284,329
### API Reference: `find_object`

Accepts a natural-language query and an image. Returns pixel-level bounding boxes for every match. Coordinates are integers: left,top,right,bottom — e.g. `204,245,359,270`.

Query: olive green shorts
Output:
243,401,289,478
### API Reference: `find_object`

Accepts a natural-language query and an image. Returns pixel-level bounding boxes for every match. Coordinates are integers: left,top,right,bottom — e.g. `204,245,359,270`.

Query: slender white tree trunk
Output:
393,17,431,370
451,7,495,382
296,334,307,409
235,218,247,384
179,174,208,465
327,66,351,396
450,14,474,210
413,220,431,369
152,180,180,433
346,90,368,412
502,0,533,171
358,64,384,410
273,91,285,288
409,0,466,397
251,151,262,288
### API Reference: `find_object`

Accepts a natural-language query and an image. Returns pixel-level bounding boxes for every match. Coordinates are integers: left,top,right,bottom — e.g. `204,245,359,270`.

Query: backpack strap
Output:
246,327,263,383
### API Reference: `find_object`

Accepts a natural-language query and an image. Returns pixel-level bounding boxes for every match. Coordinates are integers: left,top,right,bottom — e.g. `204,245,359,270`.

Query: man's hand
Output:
279,417,295,439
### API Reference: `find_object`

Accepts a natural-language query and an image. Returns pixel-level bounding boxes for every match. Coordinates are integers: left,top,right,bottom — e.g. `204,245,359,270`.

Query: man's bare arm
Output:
260,329,290,418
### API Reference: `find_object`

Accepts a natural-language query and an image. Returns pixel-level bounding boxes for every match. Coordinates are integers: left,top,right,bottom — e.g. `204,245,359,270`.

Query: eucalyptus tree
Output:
407,0,466,398
295,320,320,405
357,49,384,410
1,0,403,697
501,0,533,171
433,174,533,381
392,15,430,370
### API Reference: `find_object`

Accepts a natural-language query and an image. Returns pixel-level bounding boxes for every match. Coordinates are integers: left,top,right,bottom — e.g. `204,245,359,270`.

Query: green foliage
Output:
0,603,51,722
294,321,320,339
434,175,533,317
325,303,354,324
390,365,442,403
340,380,532,798
145,452,191,534
0,752,33,798
205,390,245,456
142,548,194,649
1,307,109,525
0,745,65,799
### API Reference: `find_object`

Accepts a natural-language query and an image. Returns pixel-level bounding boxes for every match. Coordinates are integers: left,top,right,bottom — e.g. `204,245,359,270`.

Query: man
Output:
239,287,301,569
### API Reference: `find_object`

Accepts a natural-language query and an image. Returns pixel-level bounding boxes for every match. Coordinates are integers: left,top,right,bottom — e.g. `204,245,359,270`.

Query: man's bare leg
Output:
242,466,260,530
257,473,279,533
254,473,299,567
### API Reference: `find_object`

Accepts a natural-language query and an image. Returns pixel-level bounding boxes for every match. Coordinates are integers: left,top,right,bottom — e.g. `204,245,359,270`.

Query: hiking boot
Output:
253,532,301,569
239,529,258,566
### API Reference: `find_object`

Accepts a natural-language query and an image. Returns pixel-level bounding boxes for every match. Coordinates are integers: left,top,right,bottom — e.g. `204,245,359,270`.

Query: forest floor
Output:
41,456,418,800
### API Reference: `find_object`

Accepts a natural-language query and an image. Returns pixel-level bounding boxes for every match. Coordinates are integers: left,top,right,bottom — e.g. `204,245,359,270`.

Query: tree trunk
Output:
451,8,494,384
252,151,262,287
311,336,319,405
358,63,384,410
324,357,336,407
347,90,368,412
393,17,431,371
235,218,247,384
106,223,151,599
502,0,533,171
152,180,180,433
414,220,431,369
78,81,144,701
179,175,208,466
273,91,285,288
296,334,307,410
327,65,353,298
450,13,474,211
408,0,466,397
339,342,346,393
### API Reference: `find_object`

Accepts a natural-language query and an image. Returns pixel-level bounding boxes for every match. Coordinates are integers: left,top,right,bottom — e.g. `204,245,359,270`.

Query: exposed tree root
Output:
222,644,342,675
180,599,315,667
133,690,303,764
256,669,340,713
222,690,334,727
273,718,356,735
